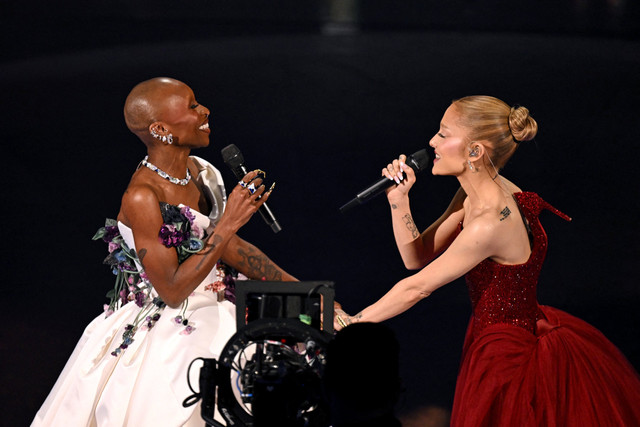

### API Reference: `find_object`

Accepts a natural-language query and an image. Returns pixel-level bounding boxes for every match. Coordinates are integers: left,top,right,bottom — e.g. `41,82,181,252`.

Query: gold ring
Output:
336,314,347,328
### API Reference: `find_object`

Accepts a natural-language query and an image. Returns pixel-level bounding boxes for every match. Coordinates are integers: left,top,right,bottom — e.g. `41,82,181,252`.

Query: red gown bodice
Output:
451,192,640,427
464,191,570,338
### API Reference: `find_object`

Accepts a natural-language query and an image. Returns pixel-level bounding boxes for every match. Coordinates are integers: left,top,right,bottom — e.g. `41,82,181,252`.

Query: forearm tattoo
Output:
237,247,283,280
195,234,223,271
203,234,224,253
348,312,363,325
402,213,420,238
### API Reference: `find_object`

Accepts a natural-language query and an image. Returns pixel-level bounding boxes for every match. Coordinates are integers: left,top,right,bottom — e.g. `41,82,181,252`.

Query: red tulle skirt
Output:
451,306,640,426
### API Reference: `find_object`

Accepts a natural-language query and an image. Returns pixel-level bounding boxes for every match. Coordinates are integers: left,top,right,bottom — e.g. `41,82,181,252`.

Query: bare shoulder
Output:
118,181,163,226
122,183,160,206
443,210,504,264
460,206,512,249
463,211,502,237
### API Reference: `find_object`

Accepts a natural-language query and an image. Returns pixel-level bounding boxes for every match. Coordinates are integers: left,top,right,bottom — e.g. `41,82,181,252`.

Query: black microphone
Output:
339,149,430,213
221,144,282,233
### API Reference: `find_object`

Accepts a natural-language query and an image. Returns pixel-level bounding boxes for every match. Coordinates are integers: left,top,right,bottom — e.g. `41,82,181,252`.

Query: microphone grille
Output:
408,149,430,171
221,144,244,168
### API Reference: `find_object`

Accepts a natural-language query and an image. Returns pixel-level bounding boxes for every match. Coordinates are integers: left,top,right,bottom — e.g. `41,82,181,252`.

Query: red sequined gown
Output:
451,192,640,426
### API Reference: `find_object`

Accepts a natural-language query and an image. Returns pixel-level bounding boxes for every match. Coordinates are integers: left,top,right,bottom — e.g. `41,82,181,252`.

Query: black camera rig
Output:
183,281,335,427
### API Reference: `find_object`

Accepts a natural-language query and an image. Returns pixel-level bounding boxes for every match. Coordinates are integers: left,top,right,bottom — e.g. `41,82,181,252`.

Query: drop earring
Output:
467,146,479,172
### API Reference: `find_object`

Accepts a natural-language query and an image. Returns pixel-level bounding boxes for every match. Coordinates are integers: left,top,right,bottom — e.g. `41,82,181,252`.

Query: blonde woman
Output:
335,96,640,426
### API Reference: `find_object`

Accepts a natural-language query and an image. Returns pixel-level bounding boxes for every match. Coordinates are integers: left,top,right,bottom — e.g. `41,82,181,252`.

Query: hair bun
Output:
508,106,538,142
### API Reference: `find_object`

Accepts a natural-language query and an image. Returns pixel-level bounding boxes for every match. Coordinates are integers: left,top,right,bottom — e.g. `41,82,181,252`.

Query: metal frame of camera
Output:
184,280,335,427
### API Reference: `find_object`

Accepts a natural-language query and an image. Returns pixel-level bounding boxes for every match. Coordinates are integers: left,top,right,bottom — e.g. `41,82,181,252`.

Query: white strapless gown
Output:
33,158,237,426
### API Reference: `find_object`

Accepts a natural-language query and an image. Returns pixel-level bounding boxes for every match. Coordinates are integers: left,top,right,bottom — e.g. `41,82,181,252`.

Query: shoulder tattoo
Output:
499,206,511,221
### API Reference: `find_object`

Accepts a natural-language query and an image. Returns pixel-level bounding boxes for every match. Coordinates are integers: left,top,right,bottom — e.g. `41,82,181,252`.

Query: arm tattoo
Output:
391,204,398,210
237,247,283,280
195,234,223,271
202,234,224,253
348,312,363,325
402,213,420,239
137,248,147,269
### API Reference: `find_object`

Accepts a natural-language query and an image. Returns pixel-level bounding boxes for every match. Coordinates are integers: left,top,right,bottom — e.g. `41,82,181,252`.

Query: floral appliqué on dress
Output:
93,204,237,356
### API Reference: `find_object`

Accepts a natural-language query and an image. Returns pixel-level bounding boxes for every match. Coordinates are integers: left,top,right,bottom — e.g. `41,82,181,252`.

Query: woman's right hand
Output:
217,170,272,233
334,308,352,332
382,154,417,202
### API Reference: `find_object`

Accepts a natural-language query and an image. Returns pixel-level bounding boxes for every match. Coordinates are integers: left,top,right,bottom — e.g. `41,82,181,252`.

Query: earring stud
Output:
150,130,173,145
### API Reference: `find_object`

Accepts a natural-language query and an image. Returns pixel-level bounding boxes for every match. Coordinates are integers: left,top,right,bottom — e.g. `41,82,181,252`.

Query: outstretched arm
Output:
335,215,500,328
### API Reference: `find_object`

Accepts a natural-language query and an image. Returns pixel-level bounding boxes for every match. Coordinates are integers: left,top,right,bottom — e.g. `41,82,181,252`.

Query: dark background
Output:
2,1,639,425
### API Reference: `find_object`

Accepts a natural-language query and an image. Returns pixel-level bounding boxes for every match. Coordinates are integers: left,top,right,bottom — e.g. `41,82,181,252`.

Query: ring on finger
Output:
336,314,347,328
238,180,248,188
248,182,256,194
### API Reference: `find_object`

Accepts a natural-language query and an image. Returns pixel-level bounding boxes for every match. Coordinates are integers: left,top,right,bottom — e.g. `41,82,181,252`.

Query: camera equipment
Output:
183,281,335,427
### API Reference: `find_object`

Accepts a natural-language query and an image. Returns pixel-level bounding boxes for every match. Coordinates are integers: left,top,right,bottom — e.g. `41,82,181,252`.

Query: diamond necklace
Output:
140,156,191,186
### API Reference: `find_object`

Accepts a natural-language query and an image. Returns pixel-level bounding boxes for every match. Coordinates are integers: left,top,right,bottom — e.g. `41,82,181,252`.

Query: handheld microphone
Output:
339,149,430,213
221,144,282,233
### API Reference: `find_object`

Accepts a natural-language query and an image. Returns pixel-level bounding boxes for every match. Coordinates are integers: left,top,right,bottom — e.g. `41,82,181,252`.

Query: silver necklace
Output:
140,156,191,186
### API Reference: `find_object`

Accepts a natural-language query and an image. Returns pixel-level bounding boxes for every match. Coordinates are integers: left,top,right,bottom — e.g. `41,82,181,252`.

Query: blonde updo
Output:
452,96,538,169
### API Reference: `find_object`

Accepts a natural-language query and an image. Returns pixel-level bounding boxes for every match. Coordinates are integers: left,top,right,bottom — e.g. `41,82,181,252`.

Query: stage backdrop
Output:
2,2,639,425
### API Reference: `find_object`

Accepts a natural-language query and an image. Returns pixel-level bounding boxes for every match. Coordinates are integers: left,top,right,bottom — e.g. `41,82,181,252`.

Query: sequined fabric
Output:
464,192,571,338
452,192,640,426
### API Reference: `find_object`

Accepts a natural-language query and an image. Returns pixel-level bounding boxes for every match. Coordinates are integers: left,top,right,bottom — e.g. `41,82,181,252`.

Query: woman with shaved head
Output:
33,77,297,426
